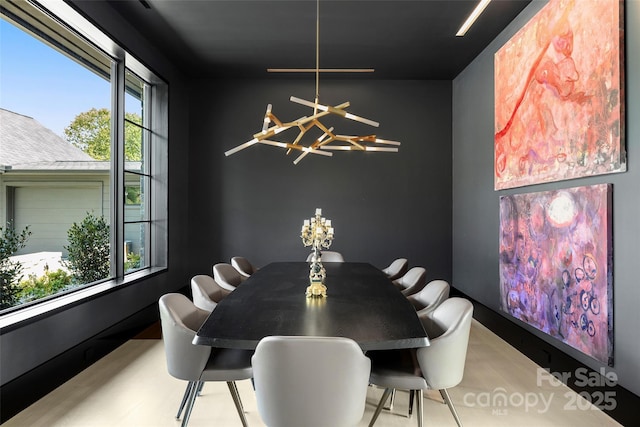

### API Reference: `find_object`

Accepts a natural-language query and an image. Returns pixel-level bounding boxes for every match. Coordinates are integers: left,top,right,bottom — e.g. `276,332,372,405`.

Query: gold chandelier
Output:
224,0,400,164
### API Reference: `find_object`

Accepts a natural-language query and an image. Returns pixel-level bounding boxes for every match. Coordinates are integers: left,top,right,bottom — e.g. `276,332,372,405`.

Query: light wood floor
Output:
3,320,620,427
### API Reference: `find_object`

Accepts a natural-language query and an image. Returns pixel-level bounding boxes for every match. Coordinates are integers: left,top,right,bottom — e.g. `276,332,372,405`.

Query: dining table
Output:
193,261,429,351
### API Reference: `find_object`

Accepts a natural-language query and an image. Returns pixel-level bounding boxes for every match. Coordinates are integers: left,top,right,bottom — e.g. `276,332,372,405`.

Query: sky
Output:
0,18,111,138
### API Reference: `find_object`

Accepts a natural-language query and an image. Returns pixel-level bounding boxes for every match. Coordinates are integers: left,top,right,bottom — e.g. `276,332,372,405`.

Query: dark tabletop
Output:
194,262,429,351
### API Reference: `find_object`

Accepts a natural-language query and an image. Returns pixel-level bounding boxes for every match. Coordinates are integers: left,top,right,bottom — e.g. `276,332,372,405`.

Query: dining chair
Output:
381,258,408,281
306,250,345,262
392,266,427,296
213,262,245,291
231,256,257,278
368,297,474,427
407,279,450,315
252,335,371,427
159,293,253,427
385,279,450,413
190,274,231,312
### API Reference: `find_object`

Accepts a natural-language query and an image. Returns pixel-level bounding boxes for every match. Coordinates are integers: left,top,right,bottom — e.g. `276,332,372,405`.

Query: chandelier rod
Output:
314,0,320,114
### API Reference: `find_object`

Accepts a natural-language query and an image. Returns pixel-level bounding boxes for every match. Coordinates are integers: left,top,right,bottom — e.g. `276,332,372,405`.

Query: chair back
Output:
231,256,256,278
191,274,231,312
158,293,212,381
392,266,426,295
382,258,408,280
407,279,450,313
252,336,371,427
213,263,244,291
306,250,345,262
416,297,473,390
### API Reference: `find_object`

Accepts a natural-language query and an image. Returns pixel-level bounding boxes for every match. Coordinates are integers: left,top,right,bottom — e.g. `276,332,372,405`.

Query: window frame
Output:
0,0,168,327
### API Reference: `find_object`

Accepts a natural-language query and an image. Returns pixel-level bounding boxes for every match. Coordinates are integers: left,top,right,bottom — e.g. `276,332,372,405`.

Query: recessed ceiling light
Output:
456,0,491,37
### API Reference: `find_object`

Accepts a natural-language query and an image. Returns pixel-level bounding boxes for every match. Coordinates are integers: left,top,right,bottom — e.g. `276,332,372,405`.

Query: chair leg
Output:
176,381,195,420
230,381,245,413
416,389,424,427
196,381,204,395
408,389,415,418
369,388,392,426
384,388,396,410
226,381,249,427
181,380,199,427
440,389,463,427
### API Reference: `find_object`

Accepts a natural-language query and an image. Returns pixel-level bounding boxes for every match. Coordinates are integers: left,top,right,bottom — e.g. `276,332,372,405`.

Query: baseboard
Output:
0,304,159,423
451,287,637,426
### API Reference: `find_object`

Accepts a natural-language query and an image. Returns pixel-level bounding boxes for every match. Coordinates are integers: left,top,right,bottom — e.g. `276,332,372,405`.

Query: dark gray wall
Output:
453,0,640,396
188,79,452,279
0,1,191,385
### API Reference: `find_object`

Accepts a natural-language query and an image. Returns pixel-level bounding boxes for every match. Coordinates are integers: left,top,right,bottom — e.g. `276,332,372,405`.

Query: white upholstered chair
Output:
213,262,245,291
407,279,450,316
252,336,371,427
158,293,253,427
306,250,345,262
382,258,408,281
368,297,474,427
190,274,231,312
231,256,257,278
392,266,427,296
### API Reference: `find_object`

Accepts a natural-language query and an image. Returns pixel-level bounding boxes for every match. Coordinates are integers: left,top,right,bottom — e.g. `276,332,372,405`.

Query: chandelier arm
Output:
332,134,366,150
310,122,337,148
225,137,260,156
279,109,332,129
335,134,401,146
286,121,316,154
294,124,334,164
293,151,310,165
320,144,399,152
260,140,332,156
267,112,283,128
290,96,379,127
262,104,272,132
310,127,336,149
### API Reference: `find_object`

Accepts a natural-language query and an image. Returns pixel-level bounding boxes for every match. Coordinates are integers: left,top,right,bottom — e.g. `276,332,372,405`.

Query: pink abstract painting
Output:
494,0,625,190
499,184,612,365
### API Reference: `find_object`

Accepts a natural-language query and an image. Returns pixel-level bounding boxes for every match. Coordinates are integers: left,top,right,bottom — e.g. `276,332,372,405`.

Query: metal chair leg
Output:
181,380,199,427
196,381,204,395
416,389,424,427
384,388,396,410
408,389,415,418
176,381,195,420
369,388,392,426
227,381,249,427
440,388,463,427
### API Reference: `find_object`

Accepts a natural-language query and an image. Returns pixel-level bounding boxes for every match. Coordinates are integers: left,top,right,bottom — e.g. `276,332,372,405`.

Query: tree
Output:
64,212,110,284
0,222,31,309
63,108,143,161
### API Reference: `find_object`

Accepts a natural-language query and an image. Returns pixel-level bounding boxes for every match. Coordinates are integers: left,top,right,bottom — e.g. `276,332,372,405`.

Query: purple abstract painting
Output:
499,184,613,364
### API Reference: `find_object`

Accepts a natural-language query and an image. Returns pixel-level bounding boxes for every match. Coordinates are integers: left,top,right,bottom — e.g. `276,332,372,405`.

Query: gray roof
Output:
0,108,96,169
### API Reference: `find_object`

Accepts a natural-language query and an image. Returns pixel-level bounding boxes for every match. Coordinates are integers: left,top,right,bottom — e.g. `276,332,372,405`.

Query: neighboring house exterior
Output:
0,108,137,257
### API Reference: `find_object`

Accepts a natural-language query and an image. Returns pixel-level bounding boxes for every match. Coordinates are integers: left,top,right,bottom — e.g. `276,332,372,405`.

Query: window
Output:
0,0,168,315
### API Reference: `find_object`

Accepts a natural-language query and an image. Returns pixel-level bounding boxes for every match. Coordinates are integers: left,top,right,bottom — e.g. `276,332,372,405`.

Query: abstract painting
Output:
494,0,625,190
499,184,613,365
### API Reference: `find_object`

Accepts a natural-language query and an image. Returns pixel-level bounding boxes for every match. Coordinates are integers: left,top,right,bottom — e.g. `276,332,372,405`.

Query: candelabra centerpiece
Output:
300,208,334,298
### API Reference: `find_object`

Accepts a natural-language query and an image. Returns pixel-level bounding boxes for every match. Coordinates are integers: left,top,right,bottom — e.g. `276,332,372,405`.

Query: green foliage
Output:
125,251,141,272
0,223,31,310
63,108,142,161
125,186,141,205
64,212,110,284
19,269,72,302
